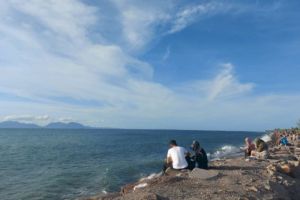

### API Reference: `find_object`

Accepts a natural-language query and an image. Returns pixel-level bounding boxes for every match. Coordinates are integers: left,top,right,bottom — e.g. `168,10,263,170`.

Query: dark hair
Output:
169,140,177,146
191,140,200,151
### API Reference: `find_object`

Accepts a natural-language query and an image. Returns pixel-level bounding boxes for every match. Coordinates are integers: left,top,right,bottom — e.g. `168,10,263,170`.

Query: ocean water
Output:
0,129,264,200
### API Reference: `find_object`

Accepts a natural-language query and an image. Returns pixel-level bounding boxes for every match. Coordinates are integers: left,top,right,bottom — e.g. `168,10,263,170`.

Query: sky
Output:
0,0,300,131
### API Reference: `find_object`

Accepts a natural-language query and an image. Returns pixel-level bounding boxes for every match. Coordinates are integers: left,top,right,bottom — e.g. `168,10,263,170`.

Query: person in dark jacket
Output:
190,140,208,169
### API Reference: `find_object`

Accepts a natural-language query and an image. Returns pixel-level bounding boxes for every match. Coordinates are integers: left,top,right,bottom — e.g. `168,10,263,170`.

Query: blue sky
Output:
0,0,299,131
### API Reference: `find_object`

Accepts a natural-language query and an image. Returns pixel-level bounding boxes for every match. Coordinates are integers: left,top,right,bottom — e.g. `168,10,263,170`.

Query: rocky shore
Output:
85,131,300,200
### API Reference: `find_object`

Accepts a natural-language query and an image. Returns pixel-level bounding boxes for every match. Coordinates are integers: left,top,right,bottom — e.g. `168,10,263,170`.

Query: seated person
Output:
163,140,188,172
279,135,291,146
243,137,256,158
190,140,208,169
251,139,269,159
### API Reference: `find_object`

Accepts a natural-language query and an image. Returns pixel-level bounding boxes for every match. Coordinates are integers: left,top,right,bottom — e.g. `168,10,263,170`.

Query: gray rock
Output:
264,184,271,191
248,186,258,192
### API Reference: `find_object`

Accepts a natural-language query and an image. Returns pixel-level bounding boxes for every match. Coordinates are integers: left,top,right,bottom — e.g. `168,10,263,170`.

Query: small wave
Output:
208,132,272,160
139,172,162,182
102,189,107,194
260,133,272,143
209,145,242,160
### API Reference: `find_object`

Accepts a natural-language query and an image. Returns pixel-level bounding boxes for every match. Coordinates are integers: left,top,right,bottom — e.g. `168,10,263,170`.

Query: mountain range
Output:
0,121,92,129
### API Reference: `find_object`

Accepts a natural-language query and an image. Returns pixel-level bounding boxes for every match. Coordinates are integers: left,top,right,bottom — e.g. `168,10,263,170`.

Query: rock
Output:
264,180,271,191
250,178,256,182
189,168,219,180
288,160,300,167
135,193,162,200
266,164,277,176
121,183,135,194
249,186,258,192
133,183,148,191
280,164,292,175
164,168,187,177
283,180,289,186
292,165,300,178
267,161,300,178
238,197,249,200
264,184,271,191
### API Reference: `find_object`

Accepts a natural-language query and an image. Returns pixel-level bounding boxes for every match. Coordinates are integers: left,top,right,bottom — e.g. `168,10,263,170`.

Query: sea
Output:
0,129,264,200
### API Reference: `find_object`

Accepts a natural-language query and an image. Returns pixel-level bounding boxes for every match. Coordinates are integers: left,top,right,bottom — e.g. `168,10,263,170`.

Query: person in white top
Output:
163,140,188,172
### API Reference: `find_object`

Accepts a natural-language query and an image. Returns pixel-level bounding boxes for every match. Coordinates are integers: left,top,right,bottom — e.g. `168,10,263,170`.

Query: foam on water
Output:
102,190,107,194
139,172,162,182
260,133,272,142
209,145,243,160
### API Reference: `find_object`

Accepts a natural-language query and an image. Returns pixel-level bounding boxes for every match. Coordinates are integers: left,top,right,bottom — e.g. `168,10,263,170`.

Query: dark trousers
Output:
162,162,172,172
245,150,251,158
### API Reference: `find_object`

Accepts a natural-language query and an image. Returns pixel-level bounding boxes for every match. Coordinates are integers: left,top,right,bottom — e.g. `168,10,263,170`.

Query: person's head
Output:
256,138,264,146
169,139,177,148
191,140,200,151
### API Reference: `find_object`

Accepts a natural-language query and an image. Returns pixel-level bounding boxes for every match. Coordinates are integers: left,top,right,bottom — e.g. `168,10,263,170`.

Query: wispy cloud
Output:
162,46,171,61
205,63,254,101
109,0,260,49
167,2,232,34
111,0,172,50
9,0,97,41
178,63,254,101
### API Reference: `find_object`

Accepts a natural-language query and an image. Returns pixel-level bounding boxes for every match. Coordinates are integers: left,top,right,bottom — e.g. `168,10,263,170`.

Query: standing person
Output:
163,140,188,172
243,137,256,158
190,140,208,169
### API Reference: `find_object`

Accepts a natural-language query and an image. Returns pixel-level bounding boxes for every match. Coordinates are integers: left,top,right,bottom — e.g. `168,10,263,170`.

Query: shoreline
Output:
85,130,300,200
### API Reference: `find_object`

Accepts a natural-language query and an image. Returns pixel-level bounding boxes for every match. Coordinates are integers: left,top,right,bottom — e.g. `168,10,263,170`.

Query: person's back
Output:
191,141,208,169
195,148,208,169
167,146,188,169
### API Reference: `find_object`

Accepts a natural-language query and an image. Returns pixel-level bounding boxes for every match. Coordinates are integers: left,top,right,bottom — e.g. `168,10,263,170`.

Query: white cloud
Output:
111,0,172,50
2,115,50,123
0,0,154,103
167,2,233,34
109,1,248,50
179,63,254,101
58,117,73,123
206,63,254,100
10,0,97,42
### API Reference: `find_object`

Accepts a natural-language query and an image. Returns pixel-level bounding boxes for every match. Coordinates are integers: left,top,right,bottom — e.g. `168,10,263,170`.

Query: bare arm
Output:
167,156,172,164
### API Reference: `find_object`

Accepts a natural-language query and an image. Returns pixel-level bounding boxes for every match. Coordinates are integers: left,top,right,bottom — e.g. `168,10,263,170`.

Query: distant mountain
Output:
0,121,91,129
45,122,89,129
0,121,41,128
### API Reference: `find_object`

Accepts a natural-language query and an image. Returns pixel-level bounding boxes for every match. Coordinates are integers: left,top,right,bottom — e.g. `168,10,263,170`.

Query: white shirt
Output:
167,146,188,169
